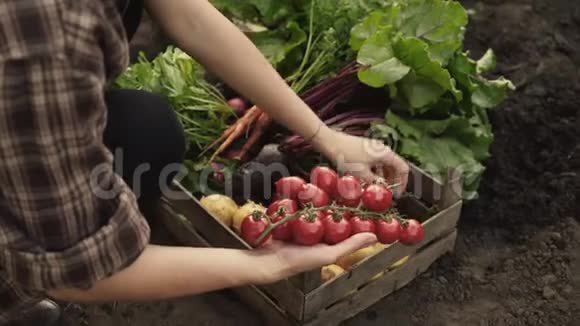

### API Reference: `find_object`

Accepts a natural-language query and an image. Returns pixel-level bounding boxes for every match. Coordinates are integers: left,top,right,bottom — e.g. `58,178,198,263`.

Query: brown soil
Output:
346,0,580,325
62,0,580,325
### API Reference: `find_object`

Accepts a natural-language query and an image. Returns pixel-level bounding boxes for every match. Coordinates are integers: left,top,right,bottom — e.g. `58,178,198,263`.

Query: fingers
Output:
329,133,410,196
380,149,409,198
325,233,377,262
356,168,377,184
363,144,410,197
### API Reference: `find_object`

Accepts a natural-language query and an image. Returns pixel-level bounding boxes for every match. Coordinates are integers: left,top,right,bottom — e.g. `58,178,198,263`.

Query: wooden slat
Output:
255,281,304,321
395,194,432,220
305,230,458,326
234,285,296,326
161,204,299,326
303,200,462,319
159,202,210,247
166,183,250,250
439,168,463,210
407,165,462,209
290,270,322,294
162,193,306,320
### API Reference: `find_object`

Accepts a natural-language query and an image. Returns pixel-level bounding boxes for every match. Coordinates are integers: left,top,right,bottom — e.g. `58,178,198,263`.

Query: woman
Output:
0,0,409,324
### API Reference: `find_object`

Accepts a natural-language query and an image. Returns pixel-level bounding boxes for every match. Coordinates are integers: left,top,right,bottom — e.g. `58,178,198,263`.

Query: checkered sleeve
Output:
0,0,150,293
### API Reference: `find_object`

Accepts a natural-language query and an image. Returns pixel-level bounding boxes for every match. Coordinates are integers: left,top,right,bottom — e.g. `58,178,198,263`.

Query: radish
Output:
227,98,248,117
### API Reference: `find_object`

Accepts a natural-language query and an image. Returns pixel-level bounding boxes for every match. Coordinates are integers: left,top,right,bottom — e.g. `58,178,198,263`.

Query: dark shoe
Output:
8,300,61,326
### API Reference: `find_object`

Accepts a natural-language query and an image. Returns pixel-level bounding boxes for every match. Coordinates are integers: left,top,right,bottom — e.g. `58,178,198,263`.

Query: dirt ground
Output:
62,0,580,325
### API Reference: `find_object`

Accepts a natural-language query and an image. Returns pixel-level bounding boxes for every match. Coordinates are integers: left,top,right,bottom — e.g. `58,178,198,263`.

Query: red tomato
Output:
361,184,393,212
267,199,298,241
310,166,338,197
292,212,325,245
343,211,355,219
297,183,330,208
266,199,299,216
322,213,352,245
241,215,271,247
271,216,292,241
275,176,306,200
336,197,361,208
375,218,402,244
336,176,363,204
399,219,425,245
349,216,376,234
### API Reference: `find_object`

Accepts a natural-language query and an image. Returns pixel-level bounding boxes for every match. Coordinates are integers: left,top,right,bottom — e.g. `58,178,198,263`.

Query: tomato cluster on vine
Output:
241,166,425,248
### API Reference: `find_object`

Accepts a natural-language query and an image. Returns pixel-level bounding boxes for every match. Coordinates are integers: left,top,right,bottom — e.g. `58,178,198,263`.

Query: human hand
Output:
312,126,410,197
254,233,377,284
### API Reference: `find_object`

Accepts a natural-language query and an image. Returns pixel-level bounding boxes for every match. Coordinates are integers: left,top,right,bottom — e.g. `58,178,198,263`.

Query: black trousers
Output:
104,89,186,206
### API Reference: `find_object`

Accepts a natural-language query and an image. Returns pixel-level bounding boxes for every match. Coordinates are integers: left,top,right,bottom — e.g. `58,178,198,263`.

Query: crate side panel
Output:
303,201,462,318
161,199,306,320
305,230,458,326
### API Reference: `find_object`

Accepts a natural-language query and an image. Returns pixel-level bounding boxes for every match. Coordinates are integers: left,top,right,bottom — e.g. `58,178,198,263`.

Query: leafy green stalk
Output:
115,47,236,152
353,0,515,198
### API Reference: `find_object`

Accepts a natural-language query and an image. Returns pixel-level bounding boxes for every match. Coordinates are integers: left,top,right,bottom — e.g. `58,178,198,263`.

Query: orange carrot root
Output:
207,106,262,162
235,112,273,161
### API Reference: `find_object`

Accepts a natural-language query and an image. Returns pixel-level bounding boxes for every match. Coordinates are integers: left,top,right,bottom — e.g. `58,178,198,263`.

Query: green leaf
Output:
449,51,515,111
404,136,483,177
210,0,259,21
399,136,485,199
448,51,478,91
248,22,307,68
445,115,492,161
385,111,451,139
383,110,491,198
350,7,401,51
394,38,461,98
393,37,462,108
472,77,516,109
357,29,410,88
369,123,400,151
476,49,497,73
116,47,233,153
248,0,296,26
210,0,296,27
397,0,468,64
397,72,447,110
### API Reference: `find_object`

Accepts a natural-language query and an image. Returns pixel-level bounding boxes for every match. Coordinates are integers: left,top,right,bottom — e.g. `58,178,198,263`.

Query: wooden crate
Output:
159,164,463,326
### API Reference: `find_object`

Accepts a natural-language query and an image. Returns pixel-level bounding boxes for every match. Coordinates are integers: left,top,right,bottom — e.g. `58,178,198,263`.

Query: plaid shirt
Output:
0,0,150,320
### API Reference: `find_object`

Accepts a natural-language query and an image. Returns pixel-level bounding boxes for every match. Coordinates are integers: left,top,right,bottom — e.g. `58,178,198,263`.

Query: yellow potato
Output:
389,255,410,270
336,243,385,270
370,271,385,282
232,201,266,234
199,194,238,227
321,264,345,282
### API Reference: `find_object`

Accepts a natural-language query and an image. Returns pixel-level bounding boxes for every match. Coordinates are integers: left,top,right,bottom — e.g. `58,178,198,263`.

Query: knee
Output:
105,89,187,198
139,93,187,166
129,93,187,198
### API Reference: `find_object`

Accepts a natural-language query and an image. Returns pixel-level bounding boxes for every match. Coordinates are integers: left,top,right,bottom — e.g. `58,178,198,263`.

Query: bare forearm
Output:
146,0,323,139
48,245,276,302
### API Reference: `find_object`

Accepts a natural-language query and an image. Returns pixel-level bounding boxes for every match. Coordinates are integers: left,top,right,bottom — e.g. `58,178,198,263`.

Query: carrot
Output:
207,106,262,163
234,112,273,161
201,106,260,158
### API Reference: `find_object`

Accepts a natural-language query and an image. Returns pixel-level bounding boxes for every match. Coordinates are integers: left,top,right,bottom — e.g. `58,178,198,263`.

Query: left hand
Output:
255,233,377,283
312,127,410,197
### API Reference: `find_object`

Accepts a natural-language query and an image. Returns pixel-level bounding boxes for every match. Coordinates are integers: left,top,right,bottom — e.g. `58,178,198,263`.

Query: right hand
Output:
312,127,410,197
255,233,377,284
